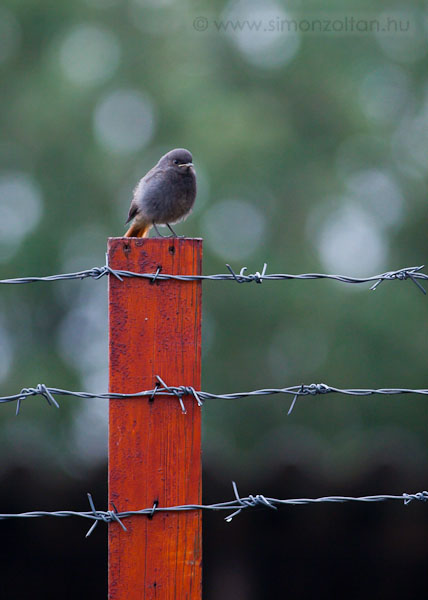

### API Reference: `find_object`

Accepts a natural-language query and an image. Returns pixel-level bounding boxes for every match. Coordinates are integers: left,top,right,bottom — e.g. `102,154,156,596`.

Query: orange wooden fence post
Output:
108,237,202,600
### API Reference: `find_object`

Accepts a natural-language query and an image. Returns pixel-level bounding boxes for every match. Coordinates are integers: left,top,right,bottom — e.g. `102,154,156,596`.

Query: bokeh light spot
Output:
84,0,119,7
346,169,404,229
313,203,387,275
391,104,428,175
221,0,300,68
93,89,156,154
0,316,13,384
375,10,427,64
0,172,43,262
359,65,409,125
201,198,266,261
59,24,120,86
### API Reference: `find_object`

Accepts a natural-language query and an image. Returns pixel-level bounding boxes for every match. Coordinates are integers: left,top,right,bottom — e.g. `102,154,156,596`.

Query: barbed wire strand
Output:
5,378,428,416
0,483,427,537
0,260,426,294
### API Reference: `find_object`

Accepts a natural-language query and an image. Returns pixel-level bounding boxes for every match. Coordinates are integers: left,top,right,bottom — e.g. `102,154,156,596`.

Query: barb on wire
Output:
154,375,203,413
370,265,426,294
15,384,60,416
225,263,268,284
3,380,428,415
0,483,426,536
0,261,426,294
86,493,127,538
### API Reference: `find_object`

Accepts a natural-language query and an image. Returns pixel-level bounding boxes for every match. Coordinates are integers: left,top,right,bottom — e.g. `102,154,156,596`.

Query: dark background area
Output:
0,0,427,598
1,463,428,599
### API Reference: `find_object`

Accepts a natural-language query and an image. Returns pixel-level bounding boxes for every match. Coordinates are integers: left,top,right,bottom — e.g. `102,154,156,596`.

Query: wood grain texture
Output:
108,237,202,600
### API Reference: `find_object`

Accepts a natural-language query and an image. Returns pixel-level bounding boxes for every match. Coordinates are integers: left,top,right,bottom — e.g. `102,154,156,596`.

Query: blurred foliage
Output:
0,0,427,487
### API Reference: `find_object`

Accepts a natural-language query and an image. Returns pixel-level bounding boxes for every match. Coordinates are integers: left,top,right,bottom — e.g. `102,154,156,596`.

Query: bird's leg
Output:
166,223,183,238
152,223,166,237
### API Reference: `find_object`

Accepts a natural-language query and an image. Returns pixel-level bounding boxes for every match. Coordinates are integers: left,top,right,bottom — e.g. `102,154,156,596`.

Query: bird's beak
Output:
179,162,194,168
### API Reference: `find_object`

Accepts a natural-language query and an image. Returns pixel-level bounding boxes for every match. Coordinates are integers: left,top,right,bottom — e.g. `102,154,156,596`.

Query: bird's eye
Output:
173,159,179,165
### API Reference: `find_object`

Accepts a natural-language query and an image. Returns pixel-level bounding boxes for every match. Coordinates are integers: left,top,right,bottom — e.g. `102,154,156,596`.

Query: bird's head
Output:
162,148,194,172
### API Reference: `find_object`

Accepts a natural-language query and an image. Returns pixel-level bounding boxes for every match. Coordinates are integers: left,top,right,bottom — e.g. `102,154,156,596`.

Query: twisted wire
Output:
0,263,426,293
4,377,428,416
0,483,426,537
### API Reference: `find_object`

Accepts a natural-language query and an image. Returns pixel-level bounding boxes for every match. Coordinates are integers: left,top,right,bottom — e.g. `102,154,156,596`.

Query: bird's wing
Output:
125,199,139,224
144,164,165,184
126,167,168,224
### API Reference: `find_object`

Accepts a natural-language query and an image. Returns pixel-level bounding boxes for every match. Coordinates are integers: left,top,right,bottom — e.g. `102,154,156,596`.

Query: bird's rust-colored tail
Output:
124,220,151,238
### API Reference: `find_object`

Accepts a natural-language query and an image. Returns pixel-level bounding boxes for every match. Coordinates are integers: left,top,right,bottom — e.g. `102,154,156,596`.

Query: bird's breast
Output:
140,169,196,224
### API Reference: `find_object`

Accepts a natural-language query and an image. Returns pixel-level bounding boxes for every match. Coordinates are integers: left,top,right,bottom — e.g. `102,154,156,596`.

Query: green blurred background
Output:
0,0,428,598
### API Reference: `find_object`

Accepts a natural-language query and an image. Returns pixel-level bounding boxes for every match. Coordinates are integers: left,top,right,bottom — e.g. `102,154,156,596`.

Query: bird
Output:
125,148,197,238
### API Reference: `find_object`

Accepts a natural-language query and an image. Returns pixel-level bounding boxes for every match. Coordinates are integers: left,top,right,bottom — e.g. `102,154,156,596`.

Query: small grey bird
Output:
125,148,197,238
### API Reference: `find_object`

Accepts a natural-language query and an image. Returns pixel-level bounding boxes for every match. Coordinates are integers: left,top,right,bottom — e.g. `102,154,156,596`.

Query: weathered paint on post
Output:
108,237,202,600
